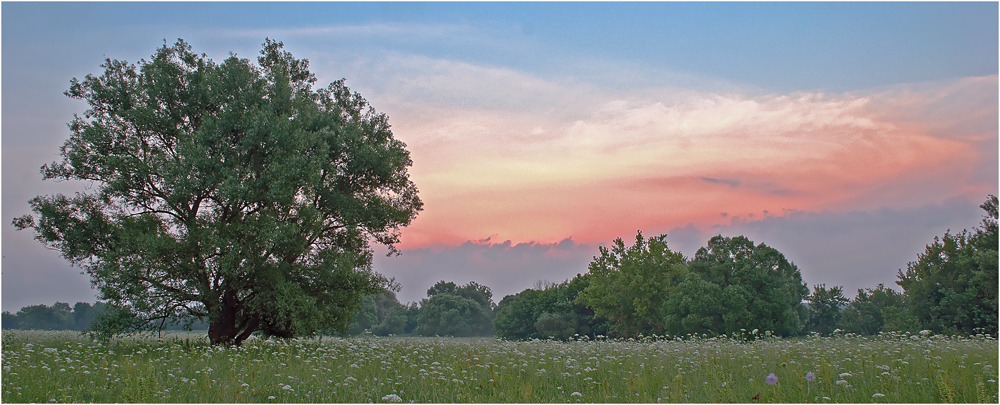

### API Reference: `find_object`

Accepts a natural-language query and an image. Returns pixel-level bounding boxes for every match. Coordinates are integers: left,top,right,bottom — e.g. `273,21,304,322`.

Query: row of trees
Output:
494,233,810,340
2,302,210,331
3,302,106,331
345,281,496,337
495,195,998,340
806,196,997,336
7,197,995,340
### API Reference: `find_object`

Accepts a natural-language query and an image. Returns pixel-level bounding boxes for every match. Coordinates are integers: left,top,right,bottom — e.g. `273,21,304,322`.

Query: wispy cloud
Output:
344,53,995,248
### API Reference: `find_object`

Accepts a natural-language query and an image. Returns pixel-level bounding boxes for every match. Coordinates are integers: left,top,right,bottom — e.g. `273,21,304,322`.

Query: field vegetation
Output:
2,329,997,403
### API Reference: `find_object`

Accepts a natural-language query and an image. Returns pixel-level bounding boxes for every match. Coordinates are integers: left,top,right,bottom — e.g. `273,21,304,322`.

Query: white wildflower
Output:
381,394,402,402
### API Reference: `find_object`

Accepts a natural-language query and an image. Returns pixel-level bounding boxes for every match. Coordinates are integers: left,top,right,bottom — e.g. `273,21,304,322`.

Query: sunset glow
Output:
388,75,995,249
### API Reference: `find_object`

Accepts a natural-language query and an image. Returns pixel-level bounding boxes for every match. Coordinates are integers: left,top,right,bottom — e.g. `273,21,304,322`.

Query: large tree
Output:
576,232,687,338
415,280,496,337
13,39,422,345
684,235,809,336
416,293,493,337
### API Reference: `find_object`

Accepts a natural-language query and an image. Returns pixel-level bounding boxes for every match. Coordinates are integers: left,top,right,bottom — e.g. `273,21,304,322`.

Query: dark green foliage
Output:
416,293,493,337
411,280,495,337
403,303,421,334
576,232,687,338
427,280,496,312
493,289,544,340
664,270,726,336
494,276,607,340
805,284,848,335
840,284,914,335
2,311,19,329
426,281,459,297
534,312,577,340
1,301,189,332
683,235,809,337
897,195,998,335
12,39,421,345
8,303,73,330
346,290,405,336
370,306,410,336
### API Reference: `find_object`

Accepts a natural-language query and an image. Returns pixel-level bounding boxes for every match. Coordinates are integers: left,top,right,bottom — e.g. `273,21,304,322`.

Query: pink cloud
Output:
361,57,995,249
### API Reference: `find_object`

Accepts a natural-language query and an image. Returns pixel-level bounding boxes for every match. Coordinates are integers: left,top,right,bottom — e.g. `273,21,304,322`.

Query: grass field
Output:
1,330,997,403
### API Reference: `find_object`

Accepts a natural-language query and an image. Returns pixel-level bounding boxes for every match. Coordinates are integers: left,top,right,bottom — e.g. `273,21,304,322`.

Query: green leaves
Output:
897,195,998,335
574,232,808,339
687,235,809,337
417,293,493,337
14,39,422,345
805,284,849,336
576,232,687,338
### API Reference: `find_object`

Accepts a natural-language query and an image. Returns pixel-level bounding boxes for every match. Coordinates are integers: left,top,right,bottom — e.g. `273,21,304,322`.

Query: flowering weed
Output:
1,330,996,403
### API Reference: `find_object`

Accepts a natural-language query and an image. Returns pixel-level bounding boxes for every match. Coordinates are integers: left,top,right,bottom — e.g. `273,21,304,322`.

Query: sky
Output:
2,2,997,310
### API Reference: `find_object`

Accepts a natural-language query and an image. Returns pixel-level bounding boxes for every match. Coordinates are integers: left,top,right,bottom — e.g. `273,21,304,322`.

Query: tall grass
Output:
2,330,996,403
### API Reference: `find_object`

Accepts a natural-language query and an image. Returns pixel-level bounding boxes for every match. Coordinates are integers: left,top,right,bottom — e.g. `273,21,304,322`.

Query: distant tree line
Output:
343,280,496,337
6,195,996,340
492,195,998,340
493,232,810,340
807,195,997,337
2,302,208,331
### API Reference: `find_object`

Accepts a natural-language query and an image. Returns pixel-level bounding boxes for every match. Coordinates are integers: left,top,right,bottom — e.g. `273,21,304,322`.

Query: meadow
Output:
1,330,996,403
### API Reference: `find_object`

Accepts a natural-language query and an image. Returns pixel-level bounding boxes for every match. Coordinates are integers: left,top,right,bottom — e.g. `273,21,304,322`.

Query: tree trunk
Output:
207,306,236,345
207,291,239,345
233,315,260,347
207,291,259,346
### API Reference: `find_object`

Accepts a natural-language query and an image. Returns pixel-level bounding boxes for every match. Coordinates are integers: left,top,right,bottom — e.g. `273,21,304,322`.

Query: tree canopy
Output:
682,235,809,337
13,39,422,345
415,280,496,337
572,232,809,338
897,195,998,335
576,232,687,337
494,276,607,340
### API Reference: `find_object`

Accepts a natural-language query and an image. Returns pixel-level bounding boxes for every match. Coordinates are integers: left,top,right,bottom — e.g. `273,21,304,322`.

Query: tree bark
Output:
207,291,239,345
234,315,260,347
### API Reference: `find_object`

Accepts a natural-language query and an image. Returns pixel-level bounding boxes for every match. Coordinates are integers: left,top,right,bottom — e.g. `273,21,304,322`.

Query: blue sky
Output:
3,2,997,309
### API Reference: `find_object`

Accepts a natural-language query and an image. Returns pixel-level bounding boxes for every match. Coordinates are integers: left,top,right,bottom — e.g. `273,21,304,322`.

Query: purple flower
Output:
765,373,778,385
805,371,816,381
